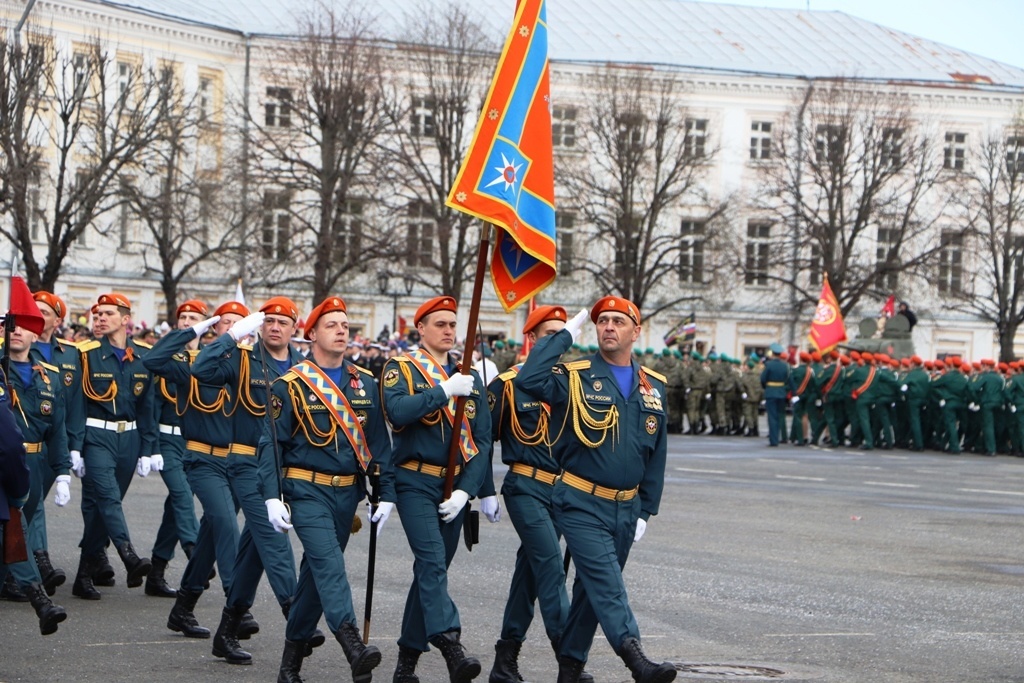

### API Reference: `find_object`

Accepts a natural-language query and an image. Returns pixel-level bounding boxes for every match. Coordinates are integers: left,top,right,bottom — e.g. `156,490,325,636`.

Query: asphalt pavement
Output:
3,427,1024,682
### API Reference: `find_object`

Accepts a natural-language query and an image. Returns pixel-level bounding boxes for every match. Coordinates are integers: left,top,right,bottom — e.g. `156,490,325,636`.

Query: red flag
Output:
808,275,847,354
398,316,408,337
880,295,896,318
446,0,556,312
7,276,44,335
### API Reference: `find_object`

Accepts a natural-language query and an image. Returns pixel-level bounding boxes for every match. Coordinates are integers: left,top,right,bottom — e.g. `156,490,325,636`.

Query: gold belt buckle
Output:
438,466,447,477
117,421,126,433
330,475,344,487
614,489,628,502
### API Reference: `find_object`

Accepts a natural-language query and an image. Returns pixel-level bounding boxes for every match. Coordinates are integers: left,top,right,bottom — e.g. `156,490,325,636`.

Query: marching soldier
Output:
973,359,1003,456
740,356,763,436
761,344,789,447
515,296,676,683
931,360,968,454
68,293,157,600
684,352,711,434
259,296,392,683
380,295,492,683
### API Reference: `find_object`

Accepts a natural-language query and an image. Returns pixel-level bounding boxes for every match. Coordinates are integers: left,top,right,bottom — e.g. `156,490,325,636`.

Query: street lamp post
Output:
377,270,415,340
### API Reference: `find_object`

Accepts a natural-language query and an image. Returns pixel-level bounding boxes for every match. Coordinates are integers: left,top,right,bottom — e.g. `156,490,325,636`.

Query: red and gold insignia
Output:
645,415,658,434
64,372,74,387
487,391,496,410
592,380,603,392
465,399,476,418
271,394,283,419
40,400,53,416
383,368,399,388
133,381,145,396
356,410,367,426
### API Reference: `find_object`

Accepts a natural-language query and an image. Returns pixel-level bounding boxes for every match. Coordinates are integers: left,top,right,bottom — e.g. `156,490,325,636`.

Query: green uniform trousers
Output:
79,429,141,555
180,451,238,594
151,432,198,562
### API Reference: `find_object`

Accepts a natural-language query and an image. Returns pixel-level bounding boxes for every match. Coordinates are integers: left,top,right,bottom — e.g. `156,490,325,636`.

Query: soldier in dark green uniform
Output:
68,293,156,599
740,356,763,436
760,344,789,447
973,359,1003,456
684,352,710,434
1004,362,1024,455
516,296,675,683
259,296,392,683
899,356,930,451
787,352,815,445
381,296,492,683
931,361,968,454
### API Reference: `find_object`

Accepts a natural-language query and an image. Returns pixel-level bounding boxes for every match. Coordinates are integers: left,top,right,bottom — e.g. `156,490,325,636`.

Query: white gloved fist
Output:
1012,405,1018,413
150,453,164,471
438,490,470,523
481,495,501,523
939,399,946,407
136,456,152,478
685,388,691,394
791,396,800,404
741,392,748,399
564,308,589,342
970,403,980,413
901,384,908,392
54,475,71,507
440,374,475,399
70,450,85,478
634,518,647,543
190,315,221,338
229,311,266,341
368,501,395,538
815,399,822,407
266,498,293,533
705,393,711,400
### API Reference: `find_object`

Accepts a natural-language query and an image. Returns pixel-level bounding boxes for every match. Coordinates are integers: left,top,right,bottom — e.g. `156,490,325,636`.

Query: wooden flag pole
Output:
443,223,493,500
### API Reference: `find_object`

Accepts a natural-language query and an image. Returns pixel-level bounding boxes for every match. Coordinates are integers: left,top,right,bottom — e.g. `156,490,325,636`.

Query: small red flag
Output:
808,275,847,354
8,276,44,335
880,295,896,318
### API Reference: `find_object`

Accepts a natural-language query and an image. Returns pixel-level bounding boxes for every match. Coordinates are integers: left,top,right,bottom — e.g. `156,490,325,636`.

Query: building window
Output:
944,132,966,171
333,199,363,262
198,77,212,122
938,230,963,294
617,112,644,150
556,211,575,275
684,118,708,158
552,105,577,148
875,226,900,291
744,221,771,286
118,178,133,249
808,244,821,286
27,43,46,97
265,87,293,128
815,124,845,164
881,127,904,169
406,203,434,268
28,166,43,241
410,96,436,137
679,219,705,284
1013,235,1024,287
198,184,216,244
72,51,88,96
1007,135,1024,174
750,121,772,160
261,191,291,260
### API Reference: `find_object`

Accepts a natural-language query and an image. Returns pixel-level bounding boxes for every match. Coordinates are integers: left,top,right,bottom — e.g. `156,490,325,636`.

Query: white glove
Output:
704,393,711,400
70,450,85,478
190,315,221,338
54,475,71,507
741,392,748,399
229,311,266,341
481,495,501,523
440,374,475,398
901,384,908,392
150,453,164,471
1012,405,1017,413
939,399,946,407
634,518,647,543
266,498,293,533
368,501,395,538
970,403,980,413
136,456,152,477
685,388,691,394
564,308,589,342
438,489,470,523
791,396,800,404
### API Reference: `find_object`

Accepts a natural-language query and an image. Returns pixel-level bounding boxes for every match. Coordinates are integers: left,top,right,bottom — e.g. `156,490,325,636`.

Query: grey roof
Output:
87,0,1024,88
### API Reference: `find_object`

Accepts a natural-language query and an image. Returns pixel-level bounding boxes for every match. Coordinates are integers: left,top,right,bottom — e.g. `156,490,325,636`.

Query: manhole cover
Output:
677,663,787,678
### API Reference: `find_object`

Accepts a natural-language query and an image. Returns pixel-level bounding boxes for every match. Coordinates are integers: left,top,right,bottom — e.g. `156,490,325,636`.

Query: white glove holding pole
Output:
939,399,946,407
481,495,501,523
229,311,266,341
136,456,152,477
791,396,800,404
440,374,475,399
266,498,293,533
741,392,748,399
149,453,164,471
901,384,908,392
368,501,395,537
70,450,85,478
564,308,589,342
634,518,647,543
190,315,221,338
54,475,71,507
815,399,822,407
438,490,470,523
1012,405,1018,413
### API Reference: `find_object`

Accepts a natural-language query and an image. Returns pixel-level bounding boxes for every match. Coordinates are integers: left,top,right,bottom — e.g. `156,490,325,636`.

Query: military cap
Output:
522,305,566,335
414,296,457,327
33,291,67,319
214,301,250,318
982,358,995,367
97,292,131,311
590,296,640,325
494,340,505,349
661,348,670,356
691,350,704,361
304,296,346,340
934,359,945,370
260,296,300,321
810,351,822,362
799,351,811,363
176,299,209,319
769,343,784,355
910,355,922,365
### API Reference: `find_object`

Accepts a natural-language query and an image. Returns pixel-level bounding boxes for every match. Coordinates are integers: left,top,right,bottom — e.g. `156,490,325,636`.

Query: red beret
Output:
830,350,840,360
875,353,889,363
415,296,458,326
799,351,811,363
982,358,995,367
850,351,861,360
90,303,99,315
972,361,982,370
176,299,209,319
911,355,922,365
861,352,874,363
924,360,934,370
260,296,300,321
97,292,131,311
889,358,899,367
33,291,66,319
522,305,567,335
304,296,347,340
590,296,640,326
963,363,974,373
901,358,911,367
810,351,822,362
214,301,250,318
840,355,851,366
934,359,945,369
999,362,1009,372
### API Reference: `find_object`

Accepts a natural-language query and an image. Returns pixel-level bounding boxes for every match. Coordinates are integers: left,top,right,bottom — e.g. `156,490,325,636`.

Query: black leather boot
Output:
72,554,101,600
550,637,593,683
277,639,305,683
145,556,178,597
393,645,422,683
336,622,382,682
618,637,677,683
1,573,29,602
237,610,259,639
34,550,66,596
116,542,152,588
429,630,481,683
488,638,526,683
167,588,211,638
212,605,252,664
91,548,115,587
26,582,67,635
556,656,585,683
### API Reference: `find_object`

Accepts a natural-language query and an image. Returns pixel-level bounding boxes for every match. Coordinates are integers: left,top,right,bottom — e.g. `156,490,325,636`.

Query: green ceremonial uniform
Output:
740,364,764,435
685,361,711,433
787,364,816,445
1004,372,1024,454
931,370,968,453
900,366,930,450
974,369,1004,456
514,329,668,664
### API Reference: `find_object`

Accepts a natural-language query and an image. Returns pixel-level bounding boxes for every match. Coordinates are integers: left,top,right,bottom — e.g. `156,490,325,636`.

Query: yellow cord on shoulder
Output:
80,350,117,403
503,379,548,446
288,381,337,447
238,350,266,416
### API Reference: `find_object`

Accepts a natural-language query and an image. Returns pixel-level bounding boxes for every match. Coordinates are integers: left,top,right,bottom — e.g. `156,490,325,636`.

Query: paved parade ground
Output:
3,431,1024,682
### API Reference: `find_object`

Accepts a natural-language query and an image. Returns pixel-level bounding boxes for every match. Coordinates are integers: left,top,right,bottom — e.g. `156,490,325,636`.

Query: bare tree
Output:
557,69,726,318
949,122,1024,360
751,82,950,318
379,5,497,301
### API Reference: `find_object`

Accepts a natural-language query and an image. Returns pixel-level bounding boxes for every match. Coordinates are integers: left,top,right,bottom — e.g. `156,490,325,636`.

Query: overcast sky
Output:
702,0,1022,68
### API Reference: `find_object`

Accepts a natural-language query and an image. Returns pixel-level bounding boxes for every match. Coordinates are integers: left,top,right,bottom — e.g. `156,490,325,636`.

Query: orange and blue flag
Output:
446,0,556,312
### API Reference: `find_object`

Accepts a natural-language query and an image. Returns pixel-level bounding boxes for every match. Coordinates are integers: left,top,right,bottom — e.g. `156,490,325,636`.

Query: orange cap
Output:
33,291,67,319
799,351,811,363
861,352,874,363
590,296,640,326
260,296,300,321
810,351,822,362
963,362,974,373
214,301,250,318
934,359,945,370
972,361,982,370
522,305,567,335
304,296,347,340
901,358,911,367
176,299,209,319
850,350,861,361
924,360,934,370
97,292,131,311
982,358,995,367
840,355,851,366
911,355,922,365
414,296,458,326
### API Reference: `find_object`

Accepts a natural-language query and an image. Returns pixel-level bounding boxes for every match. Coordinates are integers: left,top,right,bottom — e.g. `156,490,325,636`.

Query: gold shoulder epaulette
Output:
59,338,82,349
354,365,374,377
134,340,153,350
496,369,517,382
38,361,59,373
392,356,411,363
239,342,254,351
642,366,667,384
79,340,101,352
279,370,298,382
564,360,591,371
